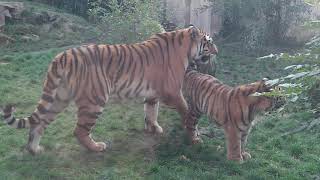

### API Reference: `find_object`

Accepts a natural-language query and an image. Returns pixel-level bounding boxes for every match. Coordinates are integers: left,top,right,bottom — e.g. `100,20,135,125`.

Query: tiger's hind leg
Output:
162,91,202,144
241,127,252,160
27,90,71,155
74,99,108,152
144,98,163,134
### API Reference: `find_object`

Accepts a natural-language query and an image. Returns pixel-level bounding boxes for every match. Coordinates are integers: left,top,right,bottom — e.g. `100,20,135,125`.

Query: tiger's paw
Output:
92,142,107,152
27,145,44,155
227,154,243,163
144,123,163,135
187,129,203,144
241,151,252,160
191,136,203,144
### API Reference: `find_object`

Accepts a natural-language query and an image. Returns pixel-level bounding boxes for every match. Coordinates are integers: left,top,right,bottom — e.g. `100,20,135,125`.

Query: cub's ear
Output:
241,80,269,96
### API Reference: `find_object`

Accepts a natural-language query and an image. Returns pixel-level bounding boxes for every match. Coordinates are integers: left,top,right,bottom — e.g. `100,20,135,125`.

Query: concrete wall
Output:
165,0,222,35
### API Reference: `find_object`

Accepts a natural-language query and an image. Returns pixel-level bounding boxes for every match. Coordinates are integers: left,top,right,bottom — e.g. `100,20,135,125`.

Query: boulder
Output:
0,32,15,44
0,2,24,27
21,34,40,42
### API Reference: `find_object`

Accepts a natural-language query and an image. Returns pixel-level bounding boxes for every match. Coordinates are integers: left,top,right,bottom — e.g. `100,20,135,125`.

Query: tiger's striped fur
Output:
182,70,277,161
1,26,218,155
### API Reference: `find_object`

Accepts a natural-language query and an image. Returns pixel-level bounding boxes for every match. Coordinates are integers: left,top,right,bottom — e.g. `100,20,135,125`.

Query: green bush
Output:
88,0,164,44
257,33,320,114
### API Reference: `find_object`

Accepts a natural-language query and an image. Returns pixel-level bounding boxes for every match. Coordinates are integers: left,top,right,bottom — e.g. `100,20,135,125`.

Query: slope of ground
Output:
0,0,101,55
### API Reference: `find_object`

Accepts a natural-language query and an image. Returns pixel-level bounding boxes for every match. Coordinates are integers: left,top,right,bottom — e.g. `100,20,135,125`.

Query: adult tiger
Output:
1,26,218,155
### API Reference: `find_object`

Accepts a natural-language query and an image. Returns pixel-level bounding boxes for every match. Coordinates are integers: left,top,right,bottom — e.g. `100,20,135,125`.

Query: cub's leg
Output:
74,99,108,152
224,125,243,162
241,127,252,160
27,92,70,155
144,98,163,134
162,91,202,144
186,105,201,143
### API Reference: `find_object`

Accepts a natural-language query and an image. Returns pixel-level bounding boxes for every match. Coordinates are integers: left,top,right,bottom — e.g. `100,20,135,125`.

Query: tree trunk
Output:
185,0,191,26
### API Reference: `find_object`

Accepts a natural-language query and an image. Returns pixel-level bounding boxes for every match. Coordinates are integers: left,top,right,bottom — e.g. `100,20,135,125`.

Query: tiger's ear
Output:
247,79,274,97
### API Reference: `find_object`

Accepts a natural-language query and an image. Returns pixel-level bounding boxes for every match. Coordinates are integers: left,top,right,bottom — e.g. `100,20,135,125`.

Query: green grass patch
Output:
0,47,319,179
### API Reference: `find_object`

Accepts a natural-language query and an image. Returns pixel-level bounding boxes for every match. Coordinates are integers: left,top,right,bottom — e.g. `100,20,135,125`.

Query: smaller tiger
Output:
183,70,283,162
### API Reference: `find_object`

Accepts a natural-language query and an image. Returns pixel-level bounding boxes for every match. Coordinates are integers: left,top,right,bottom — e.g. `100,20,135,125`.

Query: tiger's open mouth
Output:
199,55,211,64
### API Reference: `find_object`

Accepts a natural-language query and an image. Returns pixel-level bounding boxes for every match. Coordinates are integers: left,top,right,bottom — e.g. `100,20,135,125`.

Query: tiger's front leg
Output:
185,104,202,144
224,125,243,162
144,98,163,134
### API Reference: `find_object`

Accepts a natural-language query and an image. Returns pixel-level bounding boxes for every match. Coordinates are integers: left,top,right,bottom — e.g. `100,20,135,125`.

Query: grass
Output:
1,47,319,180
1,2,320,179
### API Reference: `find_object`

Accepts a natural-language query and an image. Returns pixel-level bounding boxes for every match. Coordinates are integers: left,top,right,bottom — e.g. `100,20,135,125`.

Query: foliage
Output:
257,34,320,114
88,0,164,44
28,0,89,17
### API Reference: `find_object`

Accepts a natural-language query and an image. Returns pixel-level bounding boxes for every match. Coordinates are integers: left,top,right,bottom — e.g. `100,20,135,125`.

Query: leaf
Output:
308,69,320,77
284,72,310,80
265,79,280,86
278,83,301,88
290,96,299,102
284,65,297,70
284,64,303,70
256,53,276,60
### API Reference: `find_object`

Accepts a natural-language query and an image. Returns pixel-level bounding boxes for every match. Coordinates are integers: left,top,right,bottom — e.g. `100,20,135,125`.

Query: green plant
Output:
257,34,320,113
88,0,164,44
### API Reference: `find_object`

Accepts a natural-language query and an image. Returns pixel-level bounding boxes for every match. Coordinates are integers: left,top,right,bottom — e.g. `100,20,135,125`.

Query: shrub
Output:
88,0,164,44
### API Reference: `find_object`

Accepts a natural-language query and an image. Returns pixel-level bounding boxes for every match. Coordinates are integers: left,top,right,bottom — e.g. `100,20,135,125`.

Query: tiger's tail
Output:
1,56,65,129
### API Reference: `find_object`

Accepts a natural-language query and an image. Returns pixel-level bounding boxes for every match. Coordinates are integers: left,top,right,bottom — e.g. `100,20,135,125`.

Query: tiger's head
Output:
240,78,285,112
187,26,218,65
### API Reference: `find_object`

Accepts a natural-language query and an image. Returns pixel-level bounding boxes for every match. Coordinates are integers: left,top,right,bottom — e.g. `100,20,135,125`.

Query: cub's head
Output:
240,78,285,112
187,26,218,65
